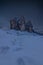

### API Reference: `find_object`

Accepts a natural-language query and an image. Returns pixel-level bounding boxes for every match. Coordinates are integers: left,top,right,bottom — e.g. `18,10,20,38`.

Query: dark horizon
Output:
0,0,43,32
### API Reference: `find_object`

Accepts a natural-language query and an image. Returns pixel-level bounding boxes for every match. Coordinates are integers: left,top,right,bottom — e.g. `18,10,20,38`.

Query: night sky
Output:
0,0,43,32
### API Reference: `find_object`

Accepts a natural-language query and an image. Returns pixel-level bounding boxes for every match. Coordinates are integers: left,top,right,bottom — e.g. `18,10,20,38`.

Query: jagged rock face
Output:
25,20,33,32
27,21,33,27
18,16,25,25
18,16,26,31
10,17,33,32
19,24,25,31
10,19,17,29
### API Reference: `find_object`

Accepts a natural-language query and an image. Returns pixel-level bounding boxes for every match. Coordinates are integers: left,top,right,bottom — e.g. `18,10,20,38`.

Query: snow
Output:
0,29,43,65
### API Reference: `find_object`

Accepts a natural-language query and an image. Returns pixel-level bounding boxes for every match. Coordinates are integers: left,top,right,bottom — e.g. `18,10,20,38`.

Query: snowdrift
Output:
0,29,43,65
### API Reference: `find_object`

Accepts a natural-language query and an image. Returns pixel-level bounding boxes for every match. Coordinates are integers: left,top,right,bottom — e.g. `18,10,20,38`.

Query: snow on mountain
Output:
0,29,43,65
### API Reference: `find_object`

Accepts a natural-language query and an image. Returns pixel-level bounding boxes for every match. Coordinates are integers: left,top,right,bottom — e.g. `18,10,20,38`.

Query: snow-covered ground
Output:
0,29,43,65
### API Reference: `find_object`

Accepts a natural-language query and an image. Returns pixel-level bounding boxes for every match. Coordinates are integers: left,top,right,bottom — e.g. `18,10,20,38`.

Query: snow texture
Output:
0,29,43,65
